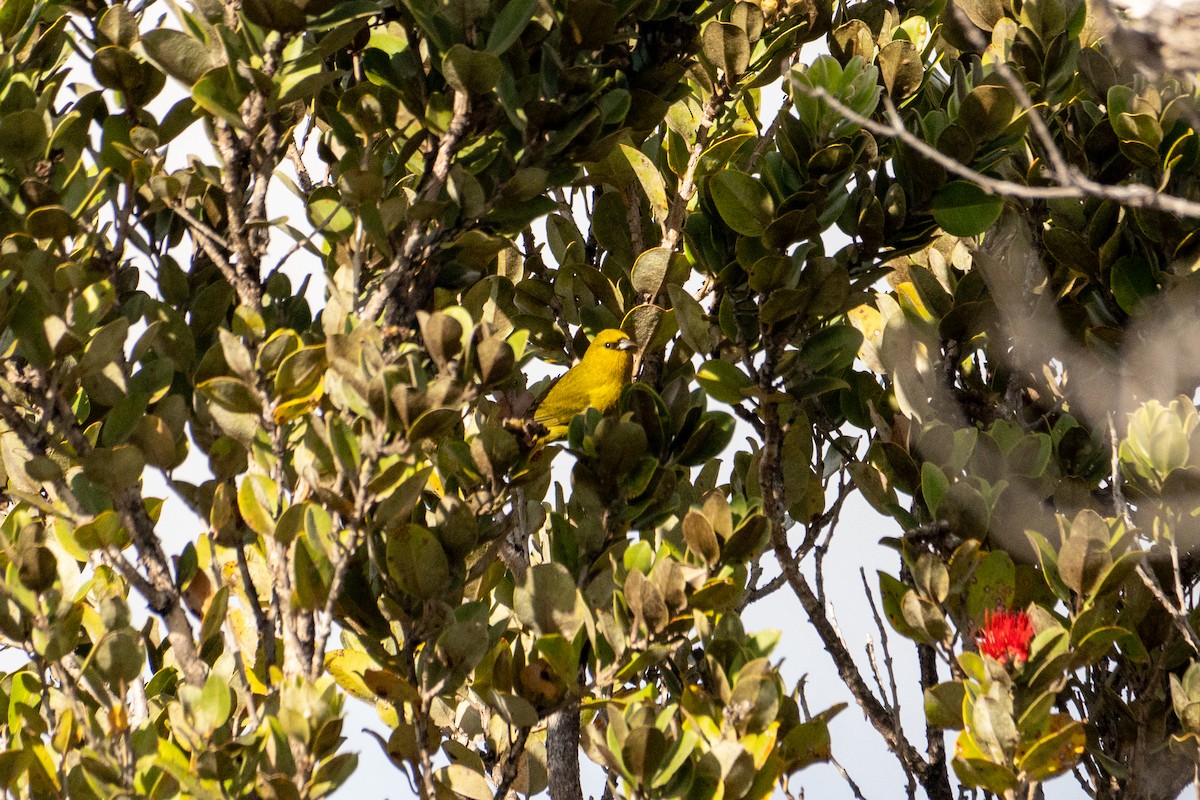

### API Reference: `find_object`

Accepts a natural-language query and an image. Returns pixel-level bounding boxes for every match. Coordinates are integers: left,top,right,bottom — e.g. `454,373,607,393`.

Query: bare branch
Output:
236,542,273,671
1135,563,1200,655
747,94,794,173
312,440,381,674
792,83,1200,219
860,568,902,718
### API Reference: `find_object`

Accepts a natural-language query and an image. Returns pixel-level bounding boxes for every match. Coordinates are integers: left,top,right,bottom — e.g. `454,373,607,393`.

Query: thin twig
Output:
747,94,794,172
1,371,207,686
830,755,870,800
662,86,729,251
286,138,314,194
236,542,273,670
1135,563,1200,655
312,440,381,674
793,83,1200,219
861,568,902,717
1108,413,1134,528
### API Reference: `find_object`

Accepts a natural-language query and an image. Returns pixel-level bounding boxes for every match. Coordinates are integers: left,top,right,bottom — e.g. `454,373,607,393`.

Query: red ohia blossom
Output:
977,608,1035,667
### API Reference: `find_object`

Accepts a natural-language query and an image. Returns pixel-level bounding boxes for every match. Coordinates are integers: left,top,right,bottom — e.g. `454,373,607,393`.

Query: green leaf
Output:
971,694,1019,762
622,727,668,786
385,525,451,600
198,586,229,648
1057,510,1111,596
631,247,689,297
675,411,735,466
514,563,582,639
1015,717,1086,781
921,462,950,515
668,285,715,354
26,206,76,241
325,649,379,701
780,717,833,769
728,670,780,733
958,85,1016,142
932,181,1003,237
141,29,221,86
442,44,502,95
0,109,48,161
275,345,327,401
695,359,752,405
101,392,150,446
901,590,950,645
238,474,280,537
1110,255,1158,314
966,550,1015,623
618,144,669,220
307,186,355,236
197,376,263,414
485,0,537,53
878,572,921,640
701,20,750,79
878,39,922,98
681,509,720,566
710,169,774,236
93,630,144,684
796,325,862,373
195,672,233,735
0,0,35,40
75,510,130,550
83,445,145,490
486,691,539,727
192,67,248,129
912,552,949,603
925,681,966,730
437,764,493,800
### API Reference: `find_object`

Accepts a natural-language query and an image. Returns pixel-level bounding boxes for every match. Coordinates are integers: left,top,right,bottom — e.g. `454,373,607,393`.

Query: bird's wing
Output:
531,369,584,427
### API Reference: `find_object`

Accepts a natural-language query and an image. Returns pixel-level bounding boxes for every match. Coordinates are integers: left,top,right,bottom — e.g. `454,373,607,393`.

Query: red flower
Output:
977,608,1035,667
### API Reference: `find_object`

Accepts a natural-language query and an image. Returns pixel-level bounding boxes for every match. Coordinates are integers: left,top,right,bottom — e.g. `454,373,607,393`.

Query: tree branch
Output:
362,90,472,326
0,372,206,686
792,83,1200,219
756,333,950,799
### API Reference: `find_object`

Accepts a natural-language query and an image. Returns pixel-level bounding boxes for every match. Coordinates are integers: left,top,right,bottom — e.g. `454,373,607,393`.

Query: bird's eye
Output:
605,342,615,349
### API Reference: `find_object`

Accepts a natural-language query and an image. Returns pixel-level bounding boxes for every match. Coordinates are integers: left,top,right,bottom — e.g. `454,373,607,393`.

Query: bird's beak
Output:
616,338,638,351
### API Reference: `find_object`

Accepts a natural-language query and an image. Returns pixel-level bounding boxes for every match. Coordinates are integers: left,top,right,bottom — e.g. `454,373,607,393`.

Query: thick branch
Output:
312,440,381,675
111,488,206,685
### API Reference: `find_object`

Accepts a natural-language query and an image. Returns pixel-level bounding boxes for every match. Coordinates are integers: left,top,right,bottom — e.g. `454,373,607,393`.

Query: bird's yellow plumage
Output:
532,329,637,441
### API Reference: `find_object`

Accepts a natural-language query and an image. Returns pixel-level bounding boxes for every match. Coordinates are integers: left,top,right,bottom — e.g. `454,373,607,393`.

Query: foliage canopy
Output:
2,0,1200,798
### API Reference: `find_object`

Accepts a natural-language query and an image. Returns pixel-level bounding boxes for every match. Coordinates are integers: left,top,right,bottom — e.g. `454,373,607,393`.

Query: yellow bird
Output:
531,328,638,441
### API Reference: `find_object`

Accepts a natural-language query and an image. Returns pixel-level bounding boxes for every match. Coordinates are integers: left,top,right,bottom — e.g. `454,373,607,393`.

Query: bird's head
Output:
581,328,638,377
